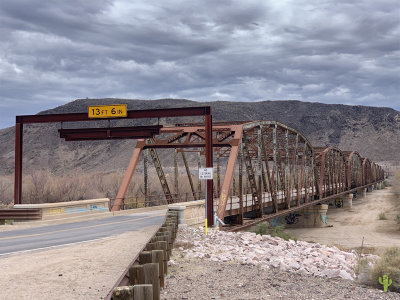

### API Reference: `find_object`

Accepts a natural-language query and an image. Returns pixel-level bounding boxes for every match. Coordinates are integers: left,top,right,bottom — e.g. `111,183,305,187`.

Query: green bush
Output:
379,212,388,220
253,222,296,241
370,247,400,292
383,179,390,187
396,214,400,224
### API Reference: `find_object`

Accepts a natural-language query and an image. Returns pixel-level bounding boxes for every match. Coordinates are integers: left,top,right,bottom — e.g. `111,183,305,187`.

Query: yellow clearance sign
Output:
88,104,127,118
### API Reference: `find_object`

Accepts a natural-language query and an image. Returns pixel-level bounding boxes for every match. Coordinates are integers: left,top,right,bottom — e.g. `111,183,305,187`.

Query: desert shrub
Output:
379,212,388,220
253,222,296,241
0,176,13,207
392,169,400,195
370,247,400,292
2,167,198,206
396,214,400,224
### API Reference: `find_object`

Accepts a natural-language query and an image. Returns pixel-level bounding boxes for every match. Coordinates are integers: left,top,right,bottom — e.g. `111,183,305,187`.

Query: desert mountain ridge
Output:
0,98,399,175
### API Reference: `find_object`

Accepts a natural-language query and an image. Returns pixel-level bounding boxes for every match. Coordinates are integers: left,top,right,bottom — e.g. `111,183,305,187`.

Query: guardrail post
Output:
133,284,153,300
151,235,171,259
129,265,144,285
154,232,172,257
152,250,165,288
139,251,153,264
143,263,160,300
155,241,168,274
112,286,134,300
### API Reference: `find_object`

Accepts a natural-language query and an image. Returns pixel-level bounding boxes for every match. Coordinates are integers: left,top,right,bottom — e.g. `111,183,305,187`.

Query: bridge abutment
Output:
329,193,352,209
343,194,353,208
294,204,329,228
356,188,367,198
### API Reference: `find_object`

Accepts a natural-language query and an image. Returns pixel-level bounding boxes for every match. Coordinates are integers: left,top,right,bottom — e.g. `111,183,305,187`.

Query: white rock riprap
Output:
176,227,375,281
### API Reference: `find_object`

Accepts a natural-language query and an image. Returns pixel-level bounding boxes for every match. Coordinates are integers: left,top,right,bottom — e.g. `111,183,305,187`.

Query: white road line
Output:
0,213,166,241
0,237,110,257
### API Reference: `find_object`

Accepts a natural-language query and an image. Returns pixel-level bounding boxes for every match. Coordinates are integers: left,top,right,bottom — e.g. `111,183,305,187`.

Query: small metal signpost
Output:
199,167,213,234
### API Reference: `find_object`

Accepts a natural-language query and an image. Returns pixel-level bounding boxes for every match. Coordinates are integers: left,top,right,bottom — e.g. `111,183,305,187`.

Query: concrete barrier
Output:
13,198,110,220
169,199,205,226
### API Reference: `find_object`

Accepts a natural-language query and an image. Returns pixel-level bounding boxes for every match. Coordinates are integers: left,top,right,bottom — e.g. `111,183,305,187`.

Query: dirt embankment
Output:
286,187,400,251
163,256,399,300
161,186,400,299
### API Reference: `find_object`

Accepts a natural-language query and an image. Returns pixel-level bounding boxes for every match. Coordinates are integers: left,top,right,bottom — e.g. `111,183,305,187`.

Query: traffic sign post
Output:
199,167,213,234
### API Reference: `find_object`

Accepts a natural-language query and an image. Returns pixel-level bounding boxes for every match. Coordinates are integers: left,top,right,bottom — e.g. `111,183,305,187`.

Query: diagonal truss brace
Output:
148,142,174,204
216,128,242,222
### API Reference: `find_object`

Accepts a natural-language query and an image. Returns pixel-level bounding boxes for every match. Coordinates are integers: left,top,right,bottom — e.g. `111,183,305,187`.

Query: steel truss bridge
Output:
111,120,385,229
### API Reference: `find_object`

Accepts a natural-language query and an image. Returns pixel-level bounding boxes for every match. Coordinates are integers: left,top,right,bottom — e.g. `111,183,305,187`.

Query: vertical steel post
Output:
14,122,23,205
285,130,290,208
174,149,179,200
257,126,263,216
295,134,299,205
217,154,221,198
144,149,149,205
198,152,202,198
273,124,278,202
311,149,315,200
238,140,243,224
205,113,213,227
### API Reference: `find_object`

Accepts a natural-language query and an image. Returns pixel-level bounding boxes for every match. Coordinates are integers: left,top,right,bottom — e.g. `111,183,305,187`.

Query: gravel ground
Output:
0,225,160,300
162,256,400,300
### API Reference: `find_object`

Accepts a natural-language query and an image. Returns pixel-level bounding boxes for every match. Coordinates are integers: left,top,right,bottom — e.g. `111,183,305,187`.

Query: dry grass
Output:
356,247,400,293
0,169,200,206
0,175,13,208
370,247,400,292
392,169,400,195
379,212,388,220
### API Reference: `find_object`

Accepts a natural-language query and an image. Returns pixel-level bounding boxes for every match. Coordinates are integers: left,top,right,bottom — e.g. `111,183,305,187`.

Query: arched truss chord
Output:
343,151,363,189
362,158,373,186
314,147,347,199
110,119,385,226
216,121,315,222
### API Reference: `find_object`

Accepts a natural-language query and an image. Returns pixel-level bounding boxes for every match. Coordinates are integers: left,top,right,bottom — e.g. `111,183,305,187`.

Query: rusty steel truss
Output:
14,108,385,228
112,120,384,227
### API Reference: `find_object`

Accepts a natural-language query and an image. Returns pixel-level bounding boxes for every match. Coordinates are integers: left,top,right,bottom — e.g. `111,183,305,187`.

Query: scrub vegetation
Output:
253,222,297,241
0,170,196,208
356,247,400,293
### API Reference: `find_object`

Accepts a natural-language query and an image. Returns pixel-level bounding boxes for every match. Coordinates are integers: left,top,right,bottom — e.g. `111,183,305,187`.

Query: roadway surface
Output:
0,210,166,256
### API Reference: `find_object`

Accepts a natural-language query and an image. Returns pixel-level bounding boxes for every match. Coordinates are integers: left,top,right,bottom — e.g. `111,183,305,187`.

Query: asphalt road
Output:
0,210,166,256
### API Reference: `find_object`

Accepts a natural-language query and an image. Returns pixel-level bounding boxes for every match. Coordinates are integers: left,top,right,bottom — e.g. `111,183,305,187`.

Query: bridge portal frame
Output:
14,106,214,224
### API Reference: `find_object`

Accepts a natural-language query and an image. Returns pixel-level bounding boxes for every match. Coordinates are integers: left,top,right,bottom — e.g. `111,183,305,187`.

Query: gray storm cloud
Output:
0,0,399,128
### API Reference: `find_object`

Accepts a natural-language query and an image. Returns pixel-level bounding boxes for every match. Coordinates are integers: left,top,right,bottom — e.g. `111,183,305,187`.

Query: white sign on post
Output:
198,167,213,180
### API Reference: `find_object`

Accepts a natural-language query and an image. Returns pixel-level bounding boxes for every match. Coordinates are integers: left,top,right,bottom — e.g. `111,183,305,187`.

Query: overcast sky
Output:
0,0,399,129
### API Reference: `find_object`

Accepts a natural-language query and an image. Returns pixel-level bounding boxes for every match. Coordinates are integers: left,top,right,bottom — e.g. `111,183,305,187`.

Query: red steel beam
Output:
14,122,23,205
15,106,211,124
111,140,145,211
59,125,161,141
216,126,242,223
14,106,212,206
205,113,214,226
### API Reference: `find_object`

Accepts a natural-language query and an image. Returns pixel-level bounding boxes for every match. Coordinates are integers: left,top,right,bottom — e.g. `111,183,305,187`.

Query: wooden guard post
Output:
112,210,178,300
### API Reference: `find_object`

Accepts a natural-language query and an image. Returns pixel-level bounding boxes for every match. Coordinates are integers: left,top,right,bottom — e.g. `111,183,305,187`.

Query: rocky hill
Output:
0,98,399,175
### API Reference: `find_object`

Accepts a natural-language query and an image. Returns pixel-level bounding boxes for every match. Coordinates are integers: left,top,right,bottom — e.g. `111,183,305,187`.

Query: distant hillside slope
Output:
0,98,399,175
